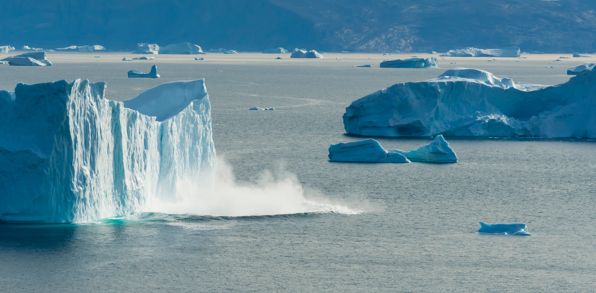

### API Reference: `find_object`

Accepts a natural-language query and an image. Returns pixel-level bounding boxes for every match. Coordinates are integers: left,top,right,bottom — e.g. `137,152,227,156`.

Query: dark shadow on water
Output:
0,223,78,252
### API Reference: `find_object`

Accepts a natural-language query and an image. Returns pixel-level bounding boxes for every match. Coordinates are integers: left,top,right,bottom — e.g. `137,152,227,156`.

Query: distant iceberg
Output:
328,139,410,163
442,47,520,57
223,50,238,54
20,46,44,52
133,43,159,54
132,56,155,60
567,63,596,75
128,65,160,78
0,79,215,223
0,45,15,53
356,65,371,68
291,49,323,58
477,222,531,236
263,47,288,54
208,48,238,54
249,107,274,111
380,57,438,68
160,42,204,54
573,53,591,58
343,67,596,138
2,52,52,66
56,45,105,52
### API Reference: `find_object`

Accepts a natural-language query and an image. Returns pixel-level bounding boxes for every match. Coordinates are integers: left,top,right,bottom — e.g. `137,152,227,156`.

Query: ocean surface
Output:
1,53,595,292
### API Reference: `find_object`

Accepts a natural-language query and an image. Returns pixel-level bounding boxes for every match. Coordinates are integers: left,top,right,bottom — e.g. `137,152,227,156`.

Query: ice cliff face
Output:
343,67,596,138
0,79,215,223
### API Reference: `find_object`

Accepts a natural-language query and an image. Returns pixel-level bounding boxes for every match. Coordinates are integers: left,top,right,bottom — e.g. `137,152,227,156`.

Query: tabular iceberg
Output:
380,58,437,68
291,49,323,58
0,79,215,223
56,45,105,52
328,139,410,163
2,52,52,66
396,135,457,163
128,65,160,78
442,47,520,57
160,43,204,54
133,43,159,54
477,222,531,236
343,67,596,138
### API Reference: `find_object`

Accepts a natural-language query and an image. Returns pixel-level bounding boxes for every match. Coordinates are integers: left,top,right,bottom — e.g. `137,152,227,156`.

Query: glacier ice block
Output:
477,222,531,236
328,139,410,163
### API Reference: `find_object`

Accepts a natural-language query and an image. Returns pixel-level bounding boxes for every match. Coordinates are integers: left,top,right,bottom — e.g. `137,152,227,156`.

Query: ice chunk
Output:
343,67,596,138
132,56,155,60
249,107,274,110
567,63,596,75
380,58,437,68
0,79,214,223
0,45,15,53
263,47,288,54
133,43,159,54
441,47,520,57
128,65,160,78
356,65,371,68
291,49,323,58
573,53,591,58
477,222,531,236
395,135,457,163
160,42,204,54
328,139,410,163
2,52,52,66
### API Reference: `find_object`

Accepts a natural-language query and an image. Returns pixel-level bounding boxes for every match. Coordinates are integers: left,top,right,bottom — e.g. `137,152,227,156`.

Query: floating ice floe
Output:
477,222,531,236
133,43,159,54
195,57,204,60
56,45,105,52
160,42,204,54
0,45,15,53
128,65,160,78
356,64,371,68
573,53,591,58
250,107,274,111
2,52,52,66
291,49,323,58
0,79,215,223
263,47,288,54
343,67,596,138
441,47,520,57
380,57,438,68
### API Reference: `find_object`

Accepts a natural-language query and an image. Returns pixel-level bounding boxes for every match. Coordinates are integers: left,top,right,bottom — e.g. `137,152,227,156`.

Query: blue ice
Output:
477,222,531,236
128,65,160,78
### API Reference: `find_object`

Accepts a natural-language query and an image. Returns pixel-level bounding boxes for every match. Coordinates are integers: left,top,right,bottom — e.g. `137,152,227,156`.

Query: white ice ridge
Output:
328,135,457,163
441,46,520,57
343,67,596,138
160,42,204,54
1,52,52,66
56,45,106,52
0,79,215,223
290,49,323,58
128,65,160,78
380,57,437,68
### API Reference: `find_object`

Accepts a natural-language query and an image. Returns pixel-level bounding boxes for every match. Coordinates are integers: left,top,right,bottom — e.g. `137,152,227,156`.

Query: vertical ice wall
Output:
0,79,215,223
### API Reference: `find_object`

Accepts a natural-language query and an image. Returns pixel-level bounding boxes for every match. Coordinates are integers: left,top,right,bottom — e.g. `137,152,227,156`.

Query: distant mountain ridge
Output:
1,0,596,53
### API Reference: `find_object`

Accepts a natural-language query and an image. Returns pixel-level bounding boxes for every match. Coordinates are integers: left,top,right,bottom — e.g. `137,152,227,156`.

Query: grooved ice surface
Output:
0,79,215,223
343,67,596,138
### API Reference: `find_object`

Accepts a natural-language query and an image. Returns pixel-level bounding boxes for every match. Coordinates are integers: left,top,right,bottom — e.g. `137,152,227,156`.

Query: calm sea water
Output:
0,53,595,292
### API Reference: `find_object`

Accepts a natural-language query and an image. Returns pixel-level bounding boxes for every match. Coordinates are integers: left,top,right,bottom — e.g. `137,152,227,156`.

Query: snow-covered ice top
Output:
328,139,410,163
395,135,457,163
290,49,323,58
0,79,215,223
134,43,159,54
159,42,204,54
128,65,160,78
2,52,52,66
263,47,288,54
567,63,596,75
441,47,520,57
380,57,437,68
477,222,531,236
343,67,596,138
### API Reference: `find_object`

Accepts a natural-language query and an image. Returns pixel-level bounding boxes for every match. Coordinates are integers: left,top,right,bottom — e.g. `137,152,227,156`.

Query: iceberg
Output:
0,79,215,223
159,42,204,54
56,45,105,52
132,57,155,60
477,222,531,236
328,139,410,163
343,67,596,138
133,43,159,54
2,52,52,66
356,65,371,68
573,53,591,58
395,135,457,163
0,45,15,53
223,50,238,54
128,65,160,78
263,47,288,54
442,47,520,57
567,63,596,75
380,58,438,68
290,49,323,58
208,48,237,54
249,107,274,110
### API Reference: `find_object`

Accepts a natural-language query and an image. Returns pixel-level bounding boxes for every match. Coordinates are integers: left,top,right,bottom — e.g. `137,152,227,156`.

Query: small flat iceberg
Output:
573,53,591,58
250,107,274,110
133,43,159,54
263,47,288,54
128,65,160,78
56,45,105,52
2,52,52,66
441,47,520,57
160,42,204,54
396,135,458,163
291,49,323,58
355,65,371,68
328,139,410,163
477,222,531,236
380,57,437,68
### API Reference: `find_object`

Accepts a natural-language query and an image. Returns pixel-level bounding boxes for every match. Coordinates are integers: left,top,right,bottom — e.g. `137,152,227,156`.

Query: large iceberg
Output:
0,45,15,53
0,79,215,223
128,65,160,78
328,139,410,163
442,47,520,57
160,43,204,54
263,47,288,54
477,222,531,236
380,57,437,68
343,67,596,138
2,52,52,66
133,43,159,54
290,49,323,58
